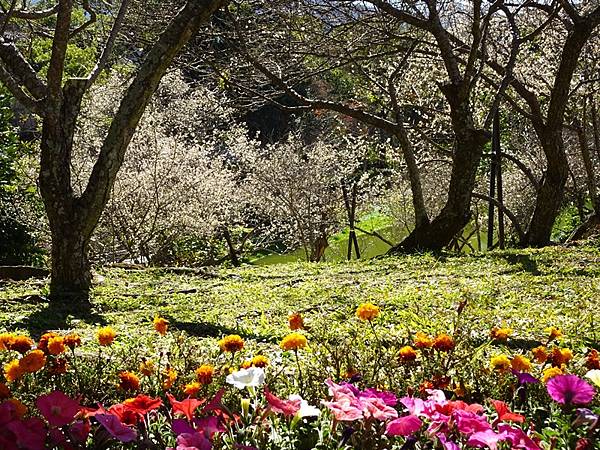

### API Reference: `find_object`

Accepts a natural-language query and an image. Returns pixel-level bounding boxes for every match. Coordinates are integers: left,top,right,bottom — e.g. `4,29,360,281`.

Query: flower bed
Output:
1,302,599,449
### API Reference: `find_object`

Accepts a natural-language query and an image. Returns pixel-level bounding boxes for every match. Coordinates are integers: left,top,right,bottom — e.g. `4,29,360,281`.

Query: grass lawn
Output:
1,244,599,350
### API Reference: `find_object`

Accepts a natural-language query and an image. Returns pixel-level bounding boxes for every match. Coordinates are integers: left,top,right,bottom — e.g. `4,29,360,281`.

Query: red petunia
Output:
490,399,525,424
122,395,162,415
167,393,206,421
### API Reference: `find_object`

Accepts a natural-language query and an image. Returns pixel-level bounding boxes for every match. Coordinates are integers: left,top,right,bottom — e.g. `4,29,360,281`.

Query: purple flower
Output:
512,370,539,384
547,375,596,406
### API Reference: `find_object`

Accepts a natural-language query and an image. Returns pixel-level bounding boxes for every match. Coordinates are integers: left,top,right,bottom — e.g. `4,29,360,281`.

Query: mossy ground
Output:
1,245,599,351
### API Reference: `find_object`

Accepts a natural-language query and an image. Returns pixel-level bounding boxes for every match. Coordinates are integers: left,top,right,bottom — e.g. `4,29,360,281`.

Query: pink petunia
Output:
95,413,137,443
264,387,301,416
453,410,491,434
36,391,80,427
6,417,47,450
360,397,398,421
467,429,509,450
175,432,211,450
547,375,596,406
498,424,541,450
385,415,422,436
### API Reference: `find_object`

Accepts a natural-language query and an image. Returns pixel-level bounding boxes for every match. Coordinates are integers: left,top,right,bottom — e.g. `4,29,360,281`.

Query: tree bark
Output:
392,88,490,252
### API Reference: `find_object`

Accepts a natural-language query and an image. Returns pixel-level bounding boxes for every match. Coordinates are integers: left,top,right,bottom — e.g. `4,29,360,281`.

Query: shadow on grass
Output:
498,253,541,275
171,320,279,345
12,297,107,338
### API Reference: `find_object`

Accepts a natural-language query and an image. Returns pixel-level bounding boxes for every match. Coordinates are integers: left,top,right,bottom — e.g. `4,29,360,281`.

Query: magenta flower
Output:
361,388,397,406
95,413,137,443
6,417,47,450
385,415,422,436
36,391,80,428
498,424,541,450
467,429,508,450
174,431,211,450
547,375,596,405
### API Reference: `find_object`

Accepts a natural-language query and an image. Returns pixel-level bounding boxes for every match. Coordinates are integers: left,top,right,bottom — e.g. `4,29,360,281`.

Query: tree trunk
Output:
50,225,92,299
391,91,489,252
524,131,569,246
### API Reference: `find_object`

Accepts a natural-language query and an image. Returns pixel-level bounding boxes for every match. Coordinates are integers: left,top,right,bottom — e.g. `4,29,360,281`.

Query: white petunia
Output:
289,394,320,418
585,369,600,388
226,367,265,389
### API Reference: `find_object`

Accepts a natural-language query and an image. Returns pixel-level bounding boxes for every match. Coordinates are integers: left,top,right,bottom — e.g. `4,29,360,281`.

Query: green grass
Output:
1,244,599,351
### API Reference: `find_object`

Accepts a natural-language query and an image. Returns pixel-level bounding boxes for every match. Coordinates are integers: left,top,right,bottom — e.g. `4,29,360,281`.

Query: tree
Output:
0,0,226,301
210,0,504,252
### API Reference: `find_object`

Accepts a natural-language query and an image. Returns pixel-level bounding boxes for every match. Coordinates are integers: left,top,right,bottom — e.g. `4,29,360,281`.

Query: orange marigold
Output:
184,381,201,397
8,398,27,418
48,358,67,375
0,333,14,351
218,335,244,353
19,350,46,373
97,327,116,346
8,335,33,354
356,303,380,321
195,364,215,385
163,368,177,390
37,332,59,353
542,366,563,383
251,355,269,368
64,334,82,349
433,334,455,352
153,316,169,336
585,349,600,370
280,333,308,351
118,371,140,391
47,336,66,356
550,348,573,367
4,359,24,383
288,313,305,330
399,346,418,363
0,383,10,399
531,346,548,364
139,360,156,376
510,355,532,373
490,327,512,341
413,332,434,349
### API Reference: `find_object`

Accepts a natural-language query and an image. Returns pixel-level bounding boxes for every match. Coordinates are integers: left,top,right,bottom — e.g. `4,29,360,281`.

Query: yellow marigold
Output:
356,303,380,321
118,371,140,391
550,348,573,367
4,359,24,383
240,360,252,369
288,312,305,330
399,346,418,362
163,368,177,389
491,327,512,341
218,335,244,353
413,332,434,349
510,355,532,373
490,354,511,371
153,316,169,336
64,334,81,349
47,336,66,356
8,398,27,418
251,355,269,368
545,327,562,341
184,381,201,397
19,350,46,373
8,335,33,354
433,334,455,352
139,360,156,376
280,332,308,351
97,327,116,346
0,383,10,399
0,333,15,351
532,346,548,364
195,364,215,385
542,366,563,383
